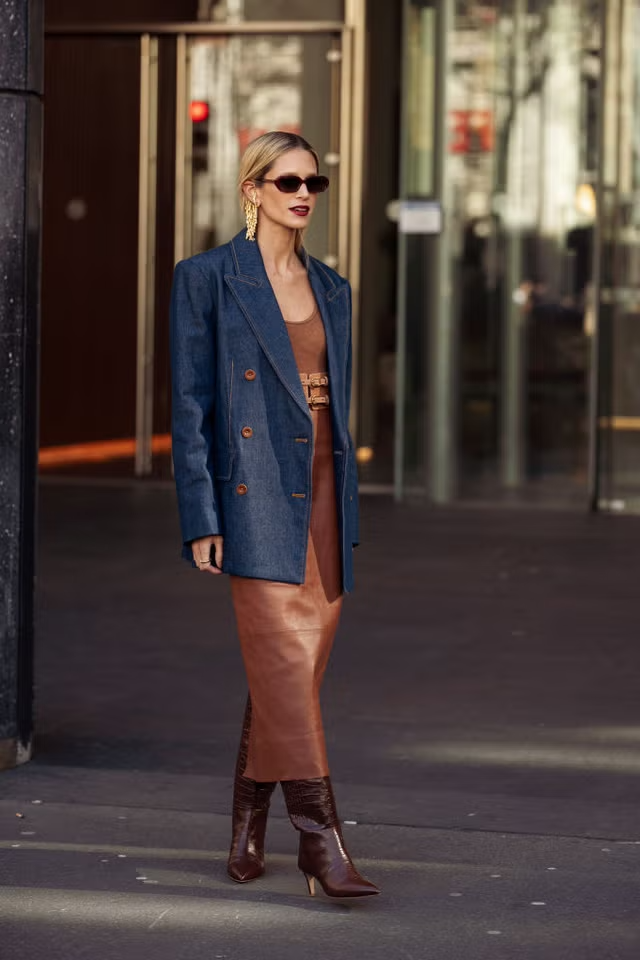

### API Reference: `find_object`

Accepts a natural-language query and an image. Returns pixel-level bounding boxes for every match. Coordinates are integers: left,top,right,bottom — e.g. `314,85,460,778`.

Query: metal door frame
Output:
47,8,366,474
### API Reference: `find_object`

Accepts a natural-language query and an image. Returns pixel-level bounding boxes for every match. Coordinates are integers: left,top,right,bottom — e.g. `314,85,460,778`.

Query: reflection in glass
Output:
198,0,344,22
187,34,338,260
449,0,599,502
396,0,605,504
405,4,435,197
596,0,640,510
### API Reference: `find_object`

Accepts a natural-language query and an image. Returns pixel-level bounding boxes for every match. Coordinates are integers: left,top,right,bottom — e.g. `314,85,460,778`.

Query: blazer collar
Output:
225,231,349,423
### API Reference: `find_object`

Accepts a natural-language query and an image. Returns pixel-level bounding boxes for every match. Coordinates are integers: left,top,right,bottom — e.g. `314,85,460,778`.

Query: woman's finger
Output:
213,536,224,571
193,540,211,571
192,535,223,574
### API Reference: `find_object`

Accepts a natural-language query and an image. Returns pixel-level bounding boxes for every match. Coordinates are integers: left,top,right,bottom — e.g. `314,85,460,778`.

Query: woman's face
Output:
245,148,320,233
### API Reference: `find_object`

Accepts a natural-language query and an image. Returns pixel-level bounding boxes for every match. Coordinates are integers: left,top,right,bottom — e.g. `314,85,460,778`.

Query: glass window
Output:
187,33,340,260
398,0,601,505
395,0,438,494
596,0,640,511
405,2,436,197
455,1,599,503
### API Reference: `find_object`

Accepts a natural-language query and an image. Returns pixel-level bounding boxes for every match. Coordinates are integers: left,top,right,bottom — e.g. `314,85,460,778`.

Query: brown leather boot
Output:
227,697,277,883
281,777,380,898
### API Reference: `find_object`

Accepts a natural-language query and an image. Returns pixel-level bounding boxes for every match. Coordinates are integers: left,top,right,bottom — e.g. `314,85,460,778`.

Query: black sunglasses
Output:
255,175,330,194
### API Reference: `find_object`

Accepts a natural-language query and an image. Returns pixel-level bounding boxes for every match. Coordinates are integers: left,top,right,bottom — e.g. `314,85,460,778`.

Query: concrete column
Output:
0,0,43,770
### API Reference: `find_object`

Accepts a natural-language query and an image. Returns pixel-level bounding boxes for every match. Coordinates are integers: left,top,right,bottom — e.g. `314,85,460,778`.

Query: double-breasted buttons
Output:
244,369,256,381
241,426,253,439
236,483,248,495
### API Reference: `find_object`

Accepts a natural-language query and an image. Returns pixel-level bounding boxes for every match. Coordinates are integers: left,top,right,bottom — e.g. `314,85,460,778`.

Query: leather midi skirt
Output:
230,407,342,782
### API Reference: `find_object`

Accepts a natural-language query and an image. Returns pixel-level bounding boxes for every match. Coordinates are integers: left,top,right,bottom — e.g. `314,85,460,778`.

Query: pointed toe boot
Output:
281,777,380,898
227,778,276,882
227,698,276,883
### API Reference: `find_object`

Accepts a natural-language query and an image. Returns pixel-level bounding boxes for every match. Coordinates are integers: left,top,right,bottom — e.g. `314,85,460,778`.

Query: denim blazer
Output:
170,229,359,592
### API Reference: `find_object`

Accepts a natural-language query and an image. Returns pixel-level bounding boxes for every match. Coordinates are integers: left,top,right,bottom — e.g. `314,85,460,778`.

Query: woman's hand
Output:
192,535,224,575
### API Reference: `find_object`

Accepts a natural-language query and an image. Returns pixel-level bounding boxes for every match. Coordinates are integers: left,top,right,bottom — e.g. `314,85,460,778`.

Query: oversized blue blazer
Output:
170,228,359,593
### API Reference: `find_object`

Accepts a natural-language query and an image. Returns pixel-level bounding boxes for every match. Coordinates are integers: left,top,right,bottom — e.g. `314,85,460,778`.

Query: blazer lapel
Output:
225,232,310,417
225,231,350,433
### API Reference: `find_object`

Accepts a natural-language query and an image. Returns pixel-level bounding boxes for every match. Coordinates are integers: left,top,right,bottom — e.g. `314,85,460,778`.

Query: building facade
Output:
40,0,640,514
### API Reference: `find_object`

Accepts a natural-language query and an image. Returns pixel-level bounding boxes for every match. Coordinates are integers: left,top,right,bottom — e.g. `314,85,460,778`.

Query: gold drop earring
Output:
245,195,258,241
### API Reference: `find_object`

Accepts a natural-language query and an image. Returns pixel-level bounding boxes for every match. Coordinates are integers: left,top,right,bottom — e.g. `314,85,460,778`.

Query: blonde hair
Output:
238,131,320,252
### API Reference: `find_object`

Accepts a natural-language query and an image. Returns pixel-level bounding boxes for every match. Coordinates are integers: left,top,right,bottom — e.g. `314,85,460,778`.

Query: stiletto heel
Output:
282,778,380,898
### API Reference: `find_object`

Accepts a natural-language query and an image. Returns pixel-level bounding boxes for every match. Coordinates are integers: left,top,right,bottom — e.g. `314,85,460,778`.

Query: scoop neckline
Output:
285,305,319,325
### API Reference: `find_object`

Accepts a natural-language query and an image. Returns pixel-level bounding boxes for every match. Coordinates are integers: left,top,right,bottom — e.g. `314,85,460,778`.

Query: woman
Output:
170,131,378,899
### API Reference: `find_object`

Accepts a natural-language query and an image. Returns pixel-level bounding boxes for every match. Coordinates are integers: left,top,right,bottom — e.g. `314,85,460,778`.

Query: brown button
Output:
236,483,248,495
244,369,256,381
241,426,253,439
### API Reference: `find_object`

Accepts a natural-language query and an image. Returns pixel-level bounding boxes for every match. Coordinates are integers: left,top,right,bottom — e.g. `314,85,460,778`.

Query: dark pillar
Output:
0,0,43,770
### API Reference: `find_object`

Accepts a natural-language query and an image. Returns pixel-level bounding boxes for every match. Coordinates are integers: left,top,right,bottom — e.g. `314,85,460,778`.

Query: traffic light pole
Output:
0,0,43,771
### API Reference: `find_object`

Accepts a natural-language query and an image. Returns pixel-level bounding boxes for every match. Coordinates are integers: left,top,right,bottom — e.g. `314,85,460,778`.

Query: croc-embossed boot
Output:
281,777,380,898
227,698,277,883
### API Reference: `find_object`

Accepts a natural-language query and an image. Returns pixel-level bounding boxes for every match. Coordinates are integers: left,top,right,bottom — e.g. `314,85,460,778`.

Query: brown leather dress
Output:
230,305,342,782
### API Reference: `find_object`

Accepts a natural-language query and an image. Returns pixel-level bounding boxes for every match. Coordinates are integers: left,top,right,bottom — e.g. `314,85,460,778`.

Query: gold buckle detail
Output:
300,372,329,408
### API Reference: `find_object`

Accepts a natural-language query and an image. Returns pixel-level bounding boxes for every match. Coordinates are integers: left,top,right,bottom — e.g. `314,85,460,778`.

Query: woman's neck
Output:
257,220,300,277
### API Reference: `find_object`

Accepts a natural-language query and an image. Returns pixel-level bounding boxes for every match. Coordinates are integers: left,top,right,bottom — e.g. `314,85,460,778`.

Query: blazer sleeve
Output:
345,281,354,421
170,258,221,559
345,281,360,547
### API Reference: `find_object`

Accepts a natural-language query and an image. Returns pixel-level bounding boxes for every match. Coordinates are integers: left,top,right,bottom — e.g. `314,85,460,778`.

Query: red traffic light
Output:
190,100,210,123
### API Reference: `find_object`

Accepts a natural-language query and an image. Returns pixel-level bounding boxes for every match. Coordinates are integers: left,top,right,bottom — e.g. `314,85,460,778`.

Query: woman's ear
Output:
241,180,259,204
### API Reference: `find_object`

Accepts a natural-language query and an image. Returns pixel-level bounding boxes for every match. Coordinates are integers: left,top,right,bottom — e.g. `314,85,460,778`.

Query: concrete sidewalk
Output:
1,482,640,958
